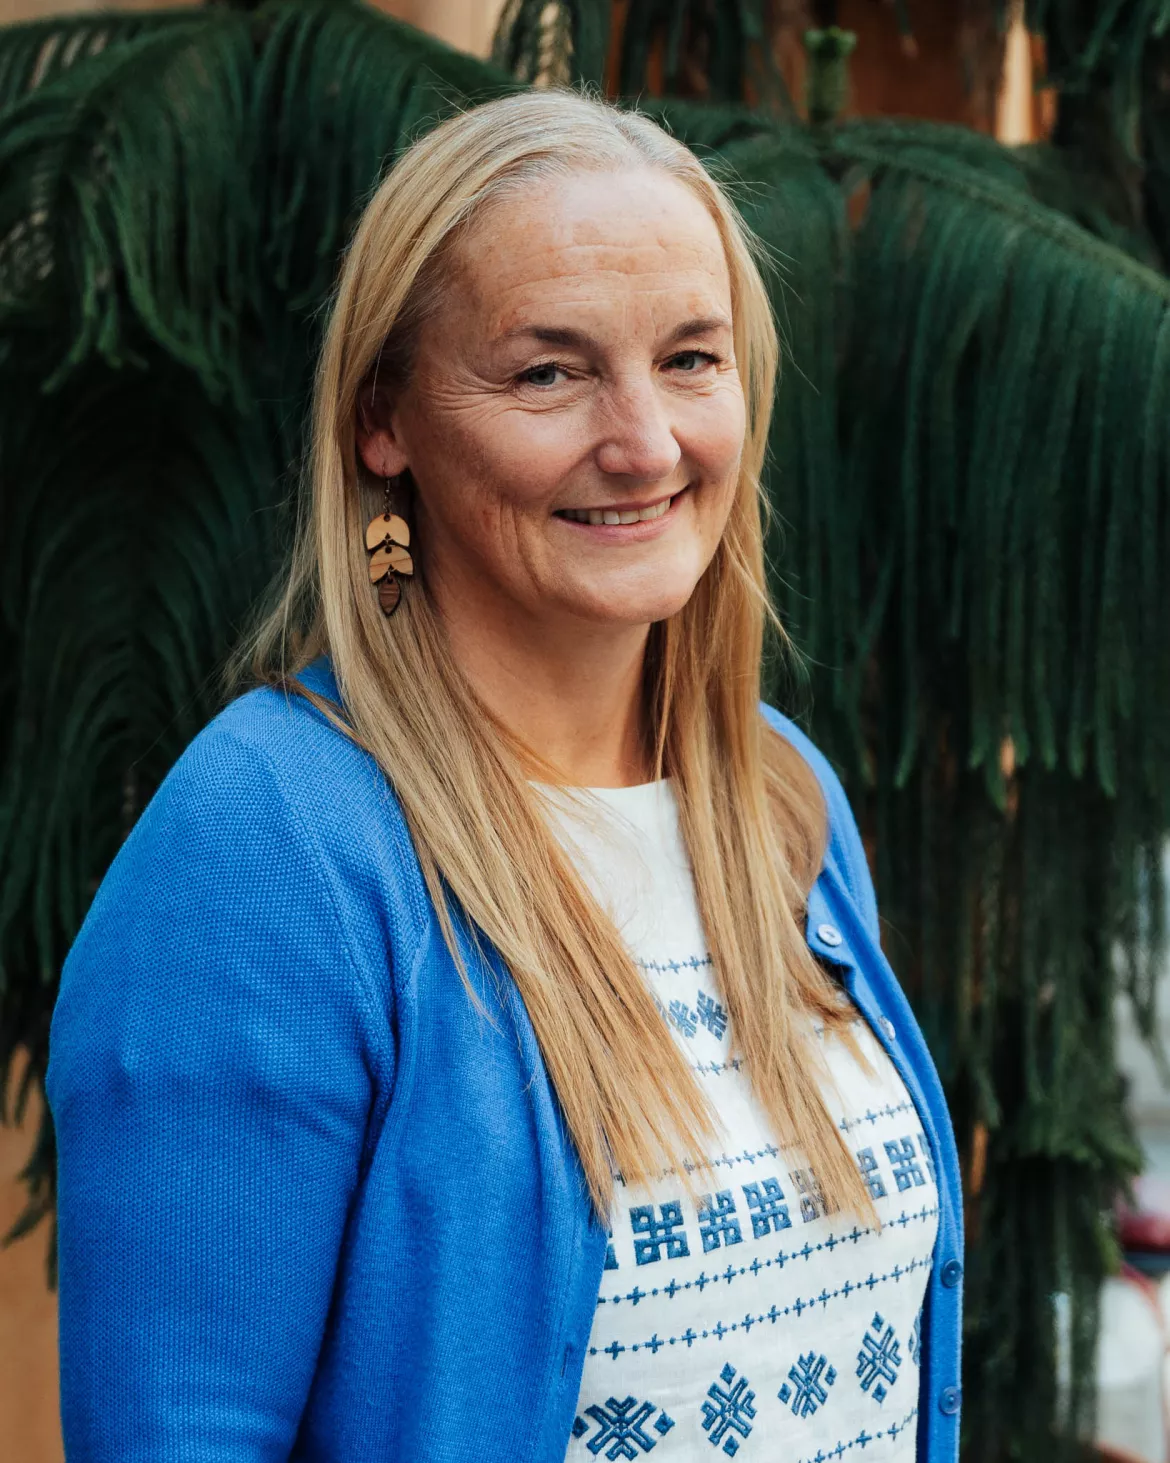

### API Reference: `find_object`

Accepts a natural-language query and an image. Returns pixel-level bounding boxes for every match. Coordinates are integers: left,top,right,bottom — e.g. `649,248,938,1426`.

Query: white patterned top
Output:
537,778,937,1463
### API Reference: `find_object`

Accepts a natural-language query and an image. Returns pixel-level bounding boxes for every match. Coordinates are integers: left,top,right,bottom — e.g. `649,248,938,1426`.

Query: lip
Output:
552,486,688,536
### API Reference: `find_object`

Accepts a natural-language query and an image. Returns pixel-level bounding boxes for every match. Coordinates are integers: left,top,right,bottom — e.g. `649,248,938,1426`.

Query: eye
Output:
518,360,567,388
668,350,721,372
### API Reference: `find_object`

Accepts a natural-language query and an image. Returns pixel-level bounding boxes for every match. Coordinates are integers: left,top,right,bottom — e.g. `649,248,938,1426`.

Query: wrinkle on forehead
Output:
446,170,732,329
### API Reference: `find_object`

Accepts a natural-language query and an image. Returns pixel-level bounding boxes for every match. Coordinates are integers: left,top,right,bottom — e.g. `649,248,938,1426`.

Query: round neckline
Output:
537,775,673,802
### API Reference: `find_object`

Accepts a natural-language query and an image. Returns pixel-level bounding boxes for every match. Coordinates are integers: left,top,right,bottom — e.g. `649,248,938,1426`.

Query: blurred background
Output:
1,1,1168,1460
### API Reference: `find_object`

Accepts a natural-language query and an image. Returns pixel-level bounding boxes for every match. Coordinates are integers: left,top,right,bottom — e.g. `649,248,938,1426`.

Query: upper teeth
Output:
559,497,673,525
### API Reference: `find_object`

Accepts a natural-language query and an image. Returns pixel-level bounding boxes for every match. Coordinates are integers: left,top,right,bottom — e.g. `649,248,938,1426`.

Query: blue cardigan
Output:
47,657,963,1461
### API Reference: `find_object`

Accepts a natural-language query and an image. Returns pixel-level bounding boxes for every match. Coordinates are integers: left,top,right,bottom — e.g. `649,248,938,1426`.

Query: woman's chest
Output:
568,954,938,1462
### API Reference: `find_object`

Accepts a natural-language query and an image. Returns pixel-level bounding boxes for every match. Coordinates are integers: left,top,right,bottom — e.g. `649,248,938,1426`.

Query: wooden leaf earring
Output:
365,475,413,616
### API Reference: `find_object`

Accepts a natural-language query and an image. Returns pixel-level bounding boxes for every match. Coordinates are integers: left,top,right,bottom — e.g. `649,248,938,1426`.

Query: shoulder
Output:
135,677,408,912
759,702,880,939
61,667,426,1032
182,675,389,843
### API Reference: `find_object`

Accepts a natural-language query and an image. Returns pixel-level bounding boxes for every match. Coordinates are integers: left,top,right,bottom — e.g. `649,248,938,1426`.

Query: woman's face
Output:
358,167,746,632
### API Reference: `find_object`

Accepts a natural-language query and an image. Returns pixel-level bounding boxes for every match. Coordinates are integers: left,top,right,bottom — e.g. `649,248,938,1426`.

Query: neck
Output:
435,586,654,790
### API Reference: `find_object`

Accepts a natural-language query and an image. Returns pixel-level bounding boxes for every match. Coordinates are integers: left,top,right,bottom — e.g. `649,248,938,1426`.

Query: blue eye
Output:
671,350,719,370
520,362,564,387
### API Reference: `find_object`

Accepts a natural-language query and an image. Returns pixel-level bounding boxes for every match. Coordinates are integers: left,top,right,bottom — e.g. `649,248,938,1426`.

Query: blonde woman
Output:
47,88,962,1462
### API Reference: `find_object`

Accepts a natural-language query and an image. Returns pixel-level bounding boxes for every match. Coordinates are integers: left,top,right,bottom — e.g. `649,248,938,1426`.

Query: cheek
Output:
689,386,747,492
423,404,580,525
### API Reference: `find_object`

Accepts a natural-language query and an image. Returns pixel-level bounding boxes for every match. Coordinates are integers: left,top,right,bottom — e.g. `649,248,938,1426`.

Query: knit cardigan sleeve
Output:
46,721,385,1460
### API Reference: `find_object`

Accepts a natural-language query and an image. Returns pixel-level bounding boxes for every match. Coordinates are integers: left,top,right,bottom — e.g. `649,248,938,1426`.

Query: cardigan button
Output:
879,1016,896,1041
816,923,843,947
941,1258,963,1288
939,1386,961,1416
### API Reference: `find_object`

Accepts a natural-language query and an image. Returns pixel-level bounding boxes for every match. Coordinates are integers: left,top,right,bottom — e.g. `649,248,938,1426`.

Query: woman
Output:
46,88,962,1461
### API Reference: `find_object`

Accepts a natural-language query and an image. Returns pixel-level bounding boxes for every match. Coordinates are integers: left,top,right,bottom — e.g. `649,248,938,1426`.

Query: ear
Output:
356,381,410,480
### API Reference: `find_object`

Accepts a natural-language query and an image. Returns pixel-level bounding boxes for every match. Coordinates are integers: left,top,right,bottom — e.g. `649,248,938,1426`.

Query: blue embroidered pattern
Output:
573,1396,676,1459
838,1100,917,1136
789,1406,919,1463
594,1209,938,1309
668,1000,698,1038
636,955,715,976
883,1137,926,1192
696,991,729,1040
917,1132,937,1184
909,1306,923,1367
684,1144,780,1178
791,1168,829,1223
857,1312,902,1402
618,1138,786,1192
742,1177,792,1238
588,1251,935,1357
698,1191,743,1253
778,1350,837,1418
560,800,936,1462
701,1362,757,1455
692,1057,745,1077
630,1202,690,1266
856,1148,887,1201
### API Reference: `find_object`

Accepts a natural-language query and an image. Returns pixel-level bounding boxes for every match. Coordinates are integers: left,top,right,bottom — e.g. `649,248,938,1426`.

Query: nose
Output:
593,372,682,482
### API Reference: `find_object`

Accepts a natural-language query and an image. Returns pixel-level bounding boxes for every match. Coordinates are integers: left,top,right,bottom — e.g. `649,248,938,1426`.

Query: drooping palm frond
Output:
632,100,1170,1455
0,0,516,1286
491,0,798,112
1015,1,1170,269
0,8,201,116
0,8,256,399
812,118,1170,1454
0,351,292,1278
2,5,1170,1458
251,0,515,315
1023,0,1170,149
822,119,1170,796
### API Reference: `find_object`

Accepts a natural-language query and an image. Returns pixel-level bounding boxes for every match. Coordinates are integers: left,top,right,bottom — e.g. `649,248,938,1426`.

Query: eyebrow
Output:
495,315,733,350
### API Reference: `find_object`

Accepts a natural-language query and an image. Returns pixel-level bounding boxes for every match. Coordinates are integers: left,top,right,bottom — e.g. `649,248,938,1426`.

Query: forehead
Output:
450,169,733,330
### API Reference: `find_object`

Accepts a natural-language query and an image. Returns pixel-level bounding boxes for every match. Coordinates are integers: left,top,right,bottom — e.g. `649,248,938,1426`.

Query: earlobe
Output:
355,378,412,479
356,411,410,481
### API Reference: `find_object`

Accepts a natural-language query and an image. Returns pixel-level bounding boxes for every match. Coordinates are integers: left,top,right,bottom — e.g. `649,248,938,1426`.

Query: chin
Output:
567,579,704,627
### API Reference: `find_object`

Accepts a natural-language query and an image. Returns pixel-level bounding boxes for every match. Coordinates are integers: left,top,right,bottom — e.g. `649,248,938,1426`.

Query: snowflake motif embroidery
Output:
884,1138,926,1192
856,1148,887,1200
778,1350,837,1418
630,1201,690,1266
604,1224,619,1271
742,1177,791,1238
908,1307,923,1367
696,991,729,1040
668,1000,697,1039
697,1190,743,1253
701,1362,757,1455
857,1312,903,1402
572,1397,675,1459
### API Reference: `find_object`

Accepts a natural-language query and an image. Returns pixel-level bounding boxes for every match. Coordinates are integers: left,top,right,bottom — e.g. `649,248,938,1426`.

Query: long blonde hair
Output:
247,86,875,1225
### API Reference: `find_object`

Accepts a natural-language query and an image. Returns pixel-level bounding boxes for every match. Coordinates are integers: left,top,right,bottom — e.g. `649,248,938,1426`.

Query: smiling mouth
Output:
554,490,681,526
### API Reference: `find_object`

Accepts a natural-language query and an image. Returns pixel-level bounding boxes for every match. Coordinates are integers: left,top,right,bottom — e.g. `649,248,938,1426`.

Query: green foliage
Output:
2,4,1170,1460
0,0,519,1285
491,0,794,112
1023,0,1170,151
1016,1,1170,268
